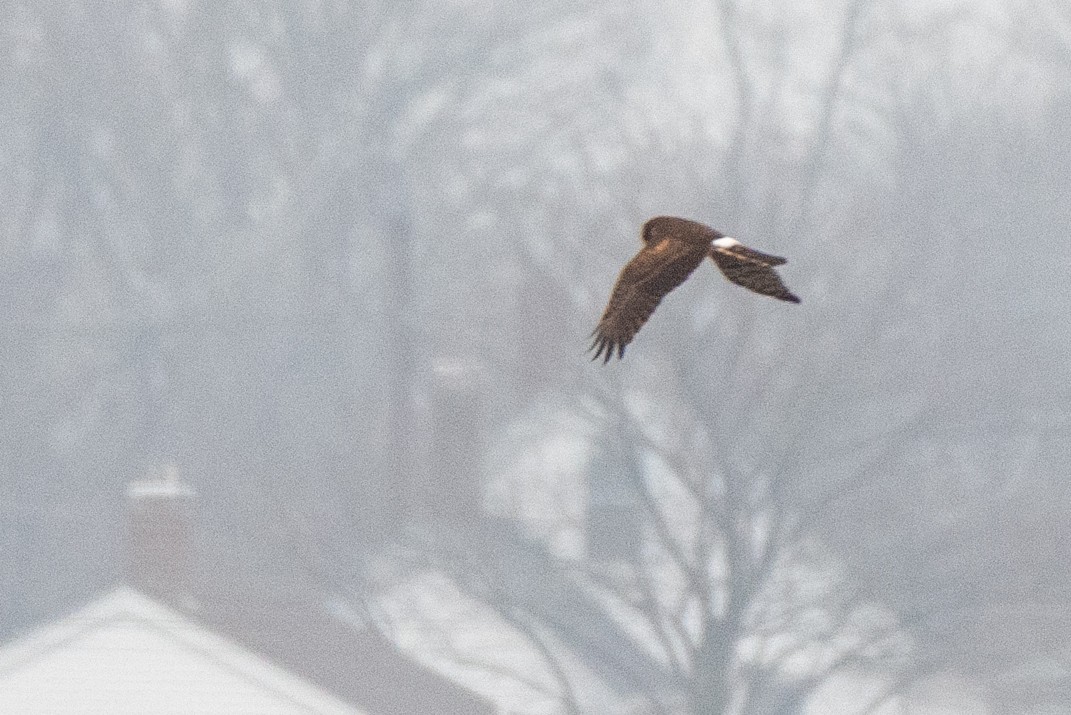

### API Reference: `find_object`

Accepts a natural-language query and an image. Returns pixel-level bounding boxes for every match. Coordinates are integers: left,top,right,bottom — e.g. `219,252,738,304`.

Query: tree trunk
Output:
690,618,737,714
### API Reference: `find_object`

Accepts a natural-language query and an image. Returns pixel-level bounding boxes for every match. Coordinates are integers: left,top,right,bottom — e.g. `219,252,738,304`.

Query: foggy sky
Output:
1,0,1070,713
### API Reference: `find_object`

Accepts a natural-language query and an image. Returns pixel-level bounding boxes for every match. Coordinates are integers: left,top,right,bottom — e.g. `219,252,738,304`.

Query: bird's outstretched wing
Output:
590,237,709,362
709,238,800,303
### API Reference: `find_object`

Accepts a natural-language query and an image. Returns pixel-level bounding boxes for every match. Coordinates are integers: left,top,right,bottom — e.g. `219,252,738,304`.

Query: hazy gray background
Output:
2,0,1070,712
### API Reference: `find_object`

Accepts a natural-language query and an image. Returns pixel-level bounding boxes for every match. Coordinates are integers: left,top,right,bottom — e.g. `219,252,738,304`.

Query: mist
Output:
1,0,1070,713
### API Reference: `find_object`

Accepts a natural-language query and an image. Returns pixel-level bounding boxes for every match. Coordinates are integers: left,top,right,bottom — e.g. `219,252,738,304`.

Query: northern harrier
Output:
590,216,800,362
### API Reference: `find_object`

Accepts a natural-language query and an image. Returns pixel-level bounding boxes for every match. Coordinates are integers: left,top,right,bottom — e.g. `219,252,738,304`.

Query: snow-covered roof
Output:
374,570,637,715
0,587,365,715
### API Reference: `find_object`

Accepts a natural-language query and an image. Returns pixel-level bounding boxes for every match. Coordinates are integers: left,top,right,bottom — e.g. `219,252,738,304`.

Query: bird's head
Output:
642,216,722,244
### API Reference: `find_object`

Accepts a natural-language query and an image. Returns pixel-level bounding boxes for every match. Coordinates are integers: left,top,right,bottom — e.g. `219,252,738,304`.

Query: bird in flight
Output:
590,216,800,362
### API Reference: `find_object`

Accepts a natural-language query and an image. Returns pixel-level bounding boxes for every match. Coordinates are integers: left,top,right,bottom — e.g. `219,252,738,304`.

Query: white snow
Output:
0,589,363,715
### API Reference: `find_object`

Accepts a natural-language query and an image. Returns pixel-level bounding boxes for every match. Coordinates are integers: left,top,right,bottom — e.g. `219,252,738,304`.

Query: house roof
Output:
196,583,497,715
375,562,661,715
0,587,364,715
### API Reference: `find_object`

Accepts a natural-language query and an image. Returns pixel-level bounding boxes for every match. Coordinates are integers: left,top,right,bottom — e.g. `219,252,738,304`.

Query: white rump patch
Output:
712,236,741,249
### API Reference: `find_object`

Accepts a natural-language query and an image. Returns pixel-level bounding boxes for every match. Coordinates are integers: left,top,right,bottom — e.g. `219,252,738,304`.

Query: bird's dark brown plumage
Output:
708,244,800,304
590,216,799,362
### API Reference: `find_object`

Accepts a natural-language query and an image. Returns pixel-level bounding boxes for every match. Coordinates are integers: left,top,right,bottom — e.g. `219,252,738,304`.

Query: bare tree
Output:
381,1,955,712
379,0,1071,712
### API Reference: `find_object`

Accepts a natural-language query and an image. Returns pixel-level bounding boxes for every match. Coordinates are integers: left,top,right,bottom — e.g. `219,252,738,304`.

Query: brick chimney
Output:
417,358,485,525
126,462,198,610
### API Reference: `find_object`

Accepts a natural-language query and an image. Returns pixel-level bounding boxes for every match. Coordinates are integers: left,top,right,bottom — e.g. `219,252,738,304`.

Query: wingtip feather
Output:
588,332,625,364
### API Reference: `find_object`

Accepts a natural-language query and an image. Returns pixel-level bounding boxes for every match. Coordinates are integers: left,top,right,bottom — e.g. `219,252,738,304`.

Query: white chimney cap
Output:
126,462,196,499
